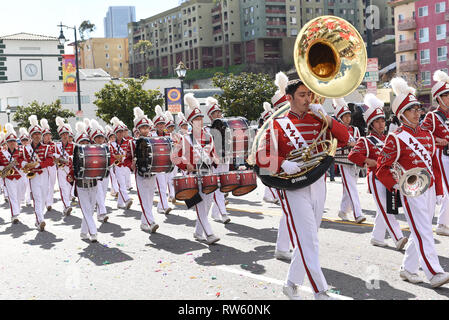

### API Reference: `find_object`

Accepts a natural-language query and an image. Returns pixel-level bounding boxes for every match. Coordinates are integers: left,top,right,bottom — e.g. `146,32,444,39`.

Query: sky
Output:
1,0,180,50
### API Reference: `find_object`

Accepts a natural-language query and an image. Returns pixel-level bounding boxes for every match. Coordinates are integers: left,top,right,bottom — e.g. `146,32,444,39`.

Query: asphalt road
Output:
0,175,449,301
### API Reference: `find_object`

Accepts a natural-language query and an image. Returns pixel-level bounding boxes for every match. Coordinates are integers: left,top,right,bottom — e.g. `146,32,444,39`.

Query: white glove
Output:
309,104,327,119
436,195,444,206
281,160,302,175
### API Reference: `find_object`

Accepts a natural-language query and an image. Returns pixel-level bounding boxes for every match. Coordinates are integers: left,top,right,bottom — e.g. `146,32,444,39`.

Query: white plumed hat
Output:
184,93,204,123
153,105,167,125
391,77,419,117
28,115,42,136
363,93,385,127
271,72,289,110
332,98,351,120
432,70,449,100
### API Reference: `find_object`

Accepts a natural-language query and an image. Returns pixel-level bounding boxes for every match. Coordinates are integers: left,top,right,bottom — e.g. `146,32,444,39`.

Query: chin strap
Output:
438,96,449,111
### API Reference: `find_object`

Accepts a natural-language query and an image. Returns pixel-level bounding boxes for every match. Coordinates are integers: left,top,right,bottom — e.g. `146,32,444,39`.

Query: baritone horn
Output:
391,162,431,197
249,16,367,190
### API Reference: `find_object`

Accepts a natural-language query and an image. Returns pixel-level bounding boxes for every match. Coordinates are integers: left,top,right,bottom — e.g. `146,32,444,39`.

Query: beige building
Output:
78,38,129,78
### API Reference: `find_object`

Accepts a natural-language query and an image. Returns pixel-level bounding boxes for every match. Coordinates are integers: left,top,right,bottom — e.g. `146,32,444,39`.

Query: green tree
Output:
94,77,164,129
13,100,75,137
133,40,153,77
79,20,96,41
212,72,277,121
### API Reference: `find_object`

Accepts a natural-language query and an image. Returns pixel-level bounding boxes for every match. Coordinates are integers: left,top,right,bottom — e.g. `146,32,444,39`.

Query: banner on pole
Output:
165,87,182,114
62,54,77,93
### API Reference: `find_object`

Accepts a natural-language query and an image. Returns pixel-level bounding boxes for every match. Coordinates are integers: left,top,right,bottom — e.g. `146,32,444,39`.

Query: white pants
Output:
155,173,169,211
125,167,131,189
339,164,363,219
400,185,444,280
211,164,229,219
45,165,57,207
0,178,7,197
277,176,328,294
4,178,21,218
96,178,109,216
76,185,98,236
109,168,119,194
167,166,178,199
136,174,157,226
114,166,131,207
57,167,72,210
276,212,292,252
264,186,278,202
194,191,215,237
368,172,404,243
436,149,449,226
29,173,48,224
19,174,31,205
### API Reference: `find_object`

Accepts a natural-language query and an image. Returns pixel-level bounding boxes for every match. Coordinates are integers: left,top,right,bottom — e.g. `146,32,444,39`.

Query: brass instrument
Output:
54,157,69,168
23,162,39,179
113,154,126,166
391,162,431,197
1,160,18,179
249,16,367,190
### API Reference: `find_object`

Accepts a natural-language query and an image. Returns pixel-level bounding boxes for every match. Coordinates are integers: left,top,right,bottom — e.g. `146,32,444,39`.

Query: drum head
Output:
202,185,219,195
232,185,257,197
175,189,199,201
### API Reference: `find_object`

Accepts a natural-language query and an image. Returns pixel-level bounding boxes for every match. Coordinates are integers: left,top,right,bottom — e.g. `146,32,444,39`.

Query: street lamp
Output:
6,108,10,123
57,22,82,113
175,61,188,115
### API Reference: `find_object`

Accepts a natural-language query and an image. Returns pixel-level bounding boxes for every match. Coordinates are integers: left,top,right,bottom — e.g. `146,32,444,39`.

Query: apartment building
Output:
391,0,448,105
78,38,129,78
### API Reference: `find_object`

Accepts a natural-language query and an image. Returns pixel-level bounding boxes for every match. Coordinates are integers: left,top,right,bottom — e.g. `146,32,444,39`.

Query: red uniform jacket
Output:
55,141,74,170
421,107,449,150
375,124,443,196
256,111,350,174
348,132,386,175
20,143,53,176
171,128,216,172
0,148,23,180
109,138,130,169
44,141,56,167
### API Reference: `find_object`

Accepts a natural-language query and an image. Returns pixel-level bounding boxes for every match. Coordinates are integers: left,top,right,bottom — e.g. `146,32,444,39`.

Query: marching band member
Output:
68,122,99,243
271,72,290,111
348,94,408,250
40,118,57,212
122,122,133,191
54,117,74,216
127,107,159,233
376,77,449,288
22,115,53,231
0,125,22,224
171,93,221,245
333,98,366,224
67,124,77,203
105,125,119,199
205,96,231,224
165,111,178,203
256,79,350,300
152,105,172,215
0,136,8,203
110,117,133,210
90,119,110,223
422,70,449,236
18,128,31,207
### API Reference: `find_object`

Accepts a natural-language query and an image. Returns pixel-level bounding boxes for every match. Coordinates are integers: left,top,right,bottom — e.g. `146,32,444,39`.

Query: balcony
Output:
397,39,417,52
445,11,449,21
397,18,416,31
399,60,418,72
266,8,286,15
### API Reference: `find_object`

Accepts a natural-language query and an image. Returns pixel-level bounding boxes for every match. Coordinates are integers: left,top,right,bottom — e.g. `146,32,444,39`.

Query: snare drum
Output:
174,176,199,200
201,173,219,194
73,145,111,180
136,137,174,176
219,171,240,193
233,171,257,196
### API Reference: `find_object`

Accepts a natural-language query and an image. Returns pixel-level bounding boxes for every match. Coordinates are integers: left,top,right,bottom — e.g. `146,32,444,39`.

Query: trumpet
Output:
54,157,69,168
113,154,126,166
391,162,431,197
23,161,39,179
1,160,18,178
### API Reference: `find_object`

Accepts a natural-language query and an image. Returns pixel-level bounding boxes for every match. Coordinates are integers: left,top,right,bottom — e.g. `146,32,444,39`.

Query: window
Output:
419,28,429,43
75,96,90,104
400,55,406,62
437,24,446,40
58,96,74,104
418,6,428,17
436,2,446,13
398,14,404,22
105,53,110,59
104,44,109,50
291,17,297,24
6,97,19,107
421,71,431,85
438,46,447,61
291,29,298,36
420,49,430,64
399,34,405,41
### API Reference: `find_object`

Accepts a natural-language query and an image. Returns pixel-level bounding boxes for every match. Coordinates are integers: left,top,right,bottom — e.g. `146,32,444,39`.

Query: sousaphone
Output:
248,16,367,190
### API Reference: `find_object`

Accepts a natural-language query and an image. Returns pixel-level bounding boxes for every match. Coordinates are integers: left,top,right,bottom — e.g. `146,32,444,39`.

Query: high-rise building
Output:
105,6,136,38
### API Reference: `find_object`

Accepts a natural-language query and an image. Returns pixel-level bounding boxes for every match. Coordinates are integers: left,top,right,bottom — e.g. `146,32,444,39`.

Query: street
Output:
1,175,449,301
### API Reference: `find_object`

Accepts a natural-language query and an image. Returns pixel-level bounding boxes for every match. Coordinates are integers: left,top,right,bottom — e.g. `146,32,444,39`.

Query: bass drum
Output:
210,117,251,164
73,144,111,180
136,137,174,176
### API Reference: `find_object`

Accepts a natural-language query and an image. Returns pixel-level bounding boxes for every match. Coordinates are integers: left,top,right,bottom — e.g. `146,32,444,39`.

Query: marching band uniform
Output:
22,115,53,231
123,123,133,191
422,70,449,236
152,106,172,215
0,126,22,223
40,119,57,211
348,94,407,250
90,120,110,223
333,98,366,224
171,93,221,245
106,125,119,199
109,117,133,210
256,80,350,299
0,139,8,203
376,77,449,287
165,111,178,203
204,97,231,224
18,128,31,207
69,122,98,243
54,117,74,216
127,108,159,233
